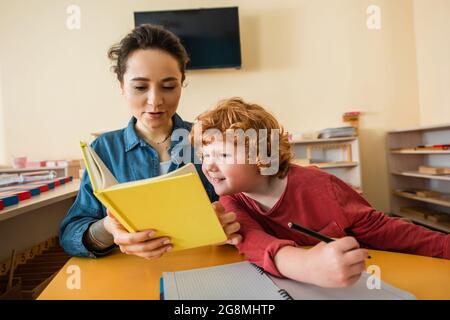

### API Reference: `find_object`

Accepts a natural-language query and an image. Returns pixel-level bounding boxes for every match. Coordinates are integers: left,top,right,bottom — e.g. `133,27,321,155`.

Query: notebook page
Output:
163,261,286,300
269,272,416,300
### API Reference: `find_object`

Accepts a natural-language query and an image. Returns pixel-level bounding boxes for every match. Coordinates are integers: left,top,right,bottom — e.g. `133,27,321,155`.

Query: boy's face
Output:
201,141,262,196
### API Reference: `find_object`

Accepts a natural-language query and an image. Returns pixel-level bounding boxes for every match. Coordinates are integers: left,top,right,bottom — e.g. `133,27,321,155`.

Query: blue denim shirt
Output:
59,114,217,258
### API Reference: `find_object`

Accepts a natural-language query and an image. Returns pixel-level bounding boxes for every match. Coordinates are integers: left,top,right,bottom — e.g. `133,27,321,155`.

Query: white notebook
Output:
162,261,416,300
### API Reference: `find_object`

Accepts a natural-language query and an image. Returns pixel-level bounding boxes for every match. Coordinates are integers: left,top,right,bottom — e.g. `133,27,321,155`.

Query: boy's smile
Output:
201,141,263,196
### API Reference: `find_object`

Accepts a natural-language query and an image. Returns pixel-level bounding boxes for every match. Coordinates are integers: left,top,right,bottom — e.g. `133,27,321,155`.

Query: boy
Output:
191,97,450,288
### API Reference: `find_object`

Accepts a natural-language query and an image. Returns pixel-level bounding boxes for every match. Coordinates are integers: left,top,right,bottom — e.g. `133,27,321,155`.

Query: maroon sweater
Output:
220,165,450,277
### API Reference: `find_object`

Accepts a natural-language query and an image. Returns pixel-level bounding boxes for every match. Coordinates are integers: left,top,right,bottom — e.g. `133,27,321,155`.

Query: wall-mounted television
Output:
134,7,242,70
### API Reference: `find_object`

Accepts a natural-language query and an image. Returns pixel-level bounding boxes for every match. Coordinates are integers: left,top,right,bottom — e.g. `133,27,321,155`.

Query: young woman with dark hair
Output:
60,24,241,259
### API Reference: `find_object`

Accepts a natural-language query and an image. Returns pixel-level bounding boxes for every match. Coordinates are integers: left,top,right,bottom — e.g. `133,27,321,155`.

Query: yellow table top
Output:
38,246,450,300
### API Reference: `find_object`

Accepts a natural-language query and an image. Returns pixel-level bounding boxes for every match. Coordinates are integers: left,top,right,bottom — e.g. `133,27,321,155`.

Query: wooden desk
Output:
0,180,80,263
38,246,450,300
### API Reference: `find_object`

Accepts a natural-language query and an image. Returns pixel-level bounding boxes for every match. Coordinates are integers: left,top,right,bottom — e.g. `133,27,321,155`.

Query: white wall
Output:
413,0,450,126
0,64,6,165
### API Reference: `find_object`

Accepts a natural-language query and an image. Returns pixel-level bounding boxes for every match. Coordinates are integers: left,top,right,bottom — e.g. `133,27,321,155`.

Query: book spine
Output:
159,277,165,300
80,143,99,192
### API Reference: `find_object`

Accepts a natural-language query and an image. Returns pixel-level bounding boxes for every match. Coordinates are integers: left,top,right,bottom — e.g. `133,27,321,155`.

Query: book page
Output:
163,261,285,300
106,163,197,191
81,143,118,190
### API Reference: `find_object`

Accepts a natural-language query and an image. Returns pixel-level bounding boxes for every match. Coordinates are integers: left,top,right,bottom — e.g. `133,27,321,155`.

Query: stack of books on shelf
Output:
318,126,356,139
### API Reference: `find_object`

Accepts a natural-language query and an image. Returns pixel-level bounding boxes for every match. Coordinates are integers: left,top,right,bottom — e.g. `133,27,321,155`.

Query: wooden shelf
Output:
291,136,362,193
390,149,450,154
0,167,68,173
391,210,450,233
387,123,450,133
290,137,357,144
391,171,450,181
292,160,358,169
393,190,450,208
0,180,81,222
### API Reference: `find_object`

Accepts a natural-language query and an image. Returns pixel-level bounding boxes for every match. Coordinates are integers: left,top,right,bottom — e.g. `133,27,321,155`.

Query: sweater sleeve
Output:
220,195,297,277
329,175,450,259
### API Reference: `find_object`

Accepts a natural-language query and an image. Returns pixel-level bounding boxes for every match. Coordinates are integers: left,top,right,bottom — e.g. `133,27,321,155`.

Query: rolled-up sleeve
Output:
59,170,114,258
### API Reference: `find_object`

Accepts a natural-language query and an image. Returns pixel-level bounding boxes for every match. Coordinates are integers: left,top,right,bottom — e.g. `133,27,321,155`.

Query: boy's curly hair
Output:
191,97,293,178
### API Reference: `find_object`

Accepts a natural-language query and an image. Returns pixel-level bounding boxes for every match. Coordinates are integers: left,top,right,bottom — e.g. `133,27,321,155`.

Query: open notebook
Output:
162,261,416,300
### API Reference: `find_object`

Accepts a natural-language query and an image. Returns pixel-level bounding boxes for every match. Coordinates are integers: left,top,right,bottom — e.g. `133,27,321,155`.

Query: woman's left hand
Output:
212,201,242,245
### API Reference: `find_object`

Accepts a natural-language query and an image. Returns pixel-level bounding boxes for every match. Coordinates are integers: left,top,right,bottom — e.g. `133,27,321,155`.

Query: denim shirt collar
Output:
123,113,189,153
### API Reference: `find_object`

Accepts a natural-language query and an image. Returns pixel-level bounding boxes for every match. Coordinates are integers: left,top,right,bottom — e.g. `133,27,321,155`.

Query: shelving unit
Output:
386,123,450,233
290,136,362,193
0,166,69,178
391,171,450,182
0,160,82,179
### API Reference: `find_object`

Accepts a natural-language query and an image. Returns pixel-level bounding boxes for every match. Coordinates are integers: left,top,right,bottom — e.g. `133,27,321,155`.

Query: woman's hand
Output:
213,201,242,245
103,210,172,260
275,237,369,288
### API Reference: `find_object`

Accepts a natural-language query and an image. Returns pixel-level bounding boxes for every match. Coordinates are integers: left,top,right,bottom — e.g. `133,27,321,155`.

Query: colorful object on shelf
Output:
15,191,32,201
0,176,73,211
342,111,361,132
415,144,450,151
0,194,19,207
26,160,47,168
12,157,27,169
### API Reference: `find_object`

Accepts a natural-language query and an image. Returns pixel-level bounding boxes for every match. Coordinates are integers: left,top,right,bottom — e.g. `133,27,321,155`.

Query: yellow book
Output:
79,141,227,252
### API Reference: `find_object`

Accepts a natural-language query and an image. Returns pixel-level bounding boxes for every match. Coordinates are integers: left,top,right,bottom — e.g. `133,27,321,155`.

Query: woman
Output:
60,24,241,259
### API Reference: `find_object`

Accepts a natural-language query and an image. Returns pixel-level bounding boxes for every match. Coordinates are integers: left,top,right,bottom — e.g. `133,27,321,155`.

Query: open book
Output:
79,141,227,252
161,261,416,300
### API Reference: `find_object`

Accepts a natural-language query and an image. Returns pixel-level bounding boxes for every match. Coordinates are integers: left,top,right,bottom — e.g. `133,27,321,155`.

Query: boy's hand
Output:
304,237,368,287
103,210,172,260
213,201,242,245
275,236,368,288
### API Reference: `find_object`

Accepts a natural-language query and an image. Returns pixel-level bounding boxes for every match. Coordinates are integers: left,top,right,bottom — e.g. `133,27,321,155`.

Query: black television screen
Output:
134,7,242,70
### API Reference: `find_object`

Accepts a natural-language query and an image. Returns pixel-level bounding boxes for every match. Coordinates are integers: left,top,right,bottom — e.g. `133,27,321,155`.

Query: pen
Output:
288,222,371,259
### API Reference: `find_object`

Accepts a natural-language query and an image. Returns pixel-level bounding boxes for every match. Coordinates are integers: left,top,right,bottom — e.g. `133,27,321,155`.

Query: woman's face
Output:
121,49,182,131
